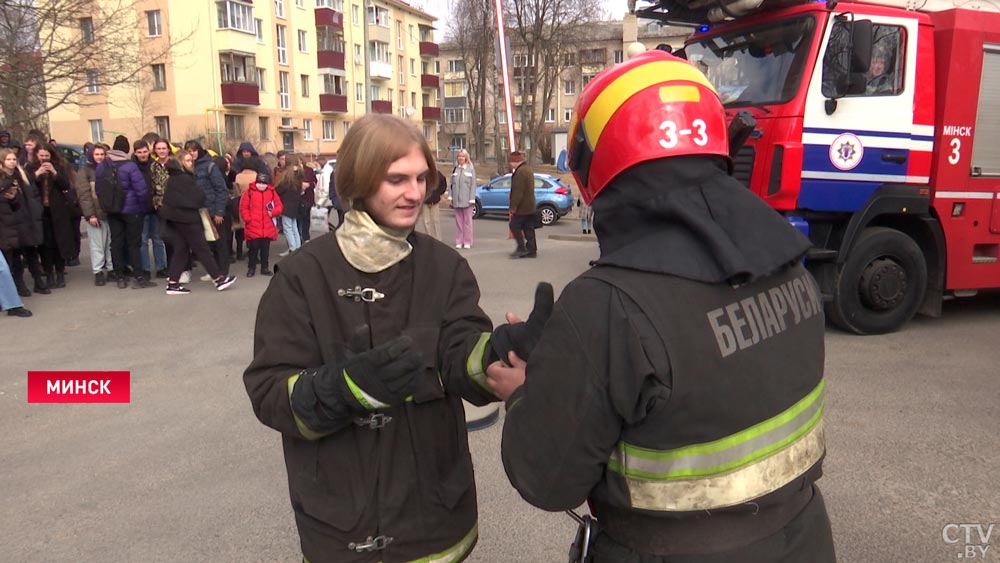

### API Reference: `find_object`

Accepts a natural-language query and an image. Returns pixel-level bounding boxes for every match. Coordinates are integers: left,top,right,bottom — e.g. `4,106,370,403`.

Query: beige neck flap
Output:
336,210,413,273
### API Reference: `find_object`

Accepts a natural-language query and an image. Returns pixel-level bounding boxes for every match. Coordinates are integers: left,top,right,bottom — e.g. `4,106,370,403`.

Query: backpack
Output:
96,161,125,213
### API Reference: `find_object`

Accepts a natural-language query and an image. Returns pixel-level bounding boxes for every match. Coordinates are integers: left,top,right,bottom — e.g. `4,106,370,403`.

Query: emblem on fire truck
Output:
829,133,864,171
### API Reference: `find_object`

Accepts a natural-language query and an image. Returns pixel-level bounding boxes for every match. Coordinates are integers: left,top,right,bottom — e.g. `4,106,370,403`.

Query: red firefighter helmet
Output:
568,50,730,204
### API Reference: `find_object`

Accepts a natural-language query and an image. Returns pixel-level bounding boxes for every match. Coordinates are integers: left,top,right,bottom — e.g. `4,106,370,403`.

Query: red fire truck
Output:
637,0,1000,334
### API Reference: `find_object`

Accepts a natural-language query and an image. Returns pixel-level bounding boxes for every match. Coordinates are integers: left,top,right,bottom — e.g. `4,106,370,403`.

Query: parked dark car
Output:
473,173,573,225
54,143,85,171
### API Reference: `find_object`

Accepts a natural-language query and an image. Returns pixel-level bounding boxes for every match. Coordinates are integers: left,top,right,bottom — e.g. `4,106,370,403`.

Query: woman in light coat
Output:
449,149,477,248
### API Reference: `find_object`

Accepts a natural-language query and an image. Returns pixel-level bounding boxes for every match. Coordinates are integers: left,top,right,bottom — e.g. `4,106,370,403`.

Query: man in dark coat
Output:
508,151,536,258
486,51,835,563
184,140,230,274
98,135,154,289
232,141,272,176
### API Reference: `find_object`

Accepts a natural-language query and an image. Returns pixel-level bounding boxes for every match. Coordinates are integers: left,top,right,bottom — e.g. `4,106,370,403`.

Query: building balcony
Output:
371,100,393,114
315,7,343,29
317,50,345,70
220,82,259,106
420,74,440,89
419,41,439,57
422,106,441,121
370,61,393,80
320,93,348,113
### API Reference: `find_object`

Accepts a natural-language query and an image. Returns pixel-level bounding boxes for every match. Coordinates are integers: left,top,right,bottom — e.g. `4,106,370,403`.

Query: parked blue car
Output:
473,173,574,225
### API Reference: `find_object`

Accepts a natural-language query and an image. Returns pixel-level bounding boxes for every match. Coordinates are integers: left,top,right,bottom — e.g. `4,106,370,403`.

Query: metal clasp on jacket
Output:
338,286,385,302
348,535,393,552
354,412,392,429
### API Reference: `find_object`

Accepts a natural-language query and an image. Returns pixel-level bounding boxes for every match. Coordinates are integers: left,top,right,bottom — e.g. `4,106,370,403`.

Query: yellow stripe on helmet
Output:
581,61,717,152
659,85,702,103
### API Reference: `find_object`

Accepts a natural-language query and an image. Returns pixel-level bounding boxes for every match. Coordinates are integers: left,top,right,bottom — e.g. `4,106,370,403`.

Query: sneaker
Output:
463,244,471,249
117,277,129,289
260,267,272,276
165,283,190,295
179,271,191,284
278,250,290,257
132,278,157,289
6,306,32,317
94,272,106,287
455,244,462,248
215,275,237,291
200,274,213,282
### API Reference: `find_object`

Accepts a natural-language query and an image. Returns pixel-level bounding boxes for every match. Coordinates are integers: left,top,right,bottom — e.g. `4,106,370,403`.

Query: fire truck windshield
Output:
685,15,816,108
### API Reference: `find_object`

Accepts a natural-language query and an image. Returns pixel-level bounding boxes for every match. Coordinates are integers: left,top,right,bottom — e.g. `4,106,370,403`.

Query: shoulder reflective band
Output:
608,379,825,511
466,332,493,395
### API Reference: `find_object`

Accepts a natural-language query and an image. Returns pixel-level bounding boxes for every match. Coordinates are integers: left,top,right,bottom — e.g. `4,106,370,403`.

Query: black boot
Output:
95,272,106,286
246,267,256,278
260,265,272,276
14,277,31,297
510,232,527,258
45,273,55,288
33,275,51,295
54,272,66,288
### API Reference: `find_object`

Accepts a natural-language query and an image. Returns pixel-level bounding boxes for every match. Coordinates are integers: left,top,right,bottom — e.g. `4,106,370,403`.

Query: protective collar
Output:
335,210,413,273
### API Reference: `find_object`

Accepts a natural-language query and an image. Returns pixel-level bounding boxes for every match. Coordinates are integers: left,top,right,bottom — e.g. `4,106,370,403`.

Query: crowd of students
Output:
0,128,345,317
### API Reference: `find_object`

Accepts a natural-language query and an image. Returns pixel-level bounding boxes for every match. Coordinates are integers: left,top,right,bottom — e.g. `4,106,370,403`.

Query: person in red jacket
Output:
240,172,282,277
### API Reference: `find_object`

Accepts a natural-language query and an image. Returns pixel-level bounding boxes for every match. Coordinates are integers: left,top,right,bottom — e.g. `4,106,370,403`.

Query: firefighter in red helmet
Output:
486,50,835,562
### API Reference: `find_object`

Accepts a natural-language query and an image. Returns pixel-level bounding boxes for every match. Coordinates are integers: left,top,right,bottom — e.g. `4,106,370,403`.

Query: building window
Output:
563,79,575,95
256,68,266,91
224,114,245,139
303,119,312,140
367,5,389,27
279,71,290,109
276,25,288,64
154,116,171,140
322,119,335,140
398,55,405,84
498,111,506,124
396,20,404,48
582,73,596,87
355,82,363,102
217,1,256,33
450,135,467,150
369,40,390,64
259,116,270,140
448,59,465,73
146,11,162,37
423,125,432,141
255,19,264,43
151,64,167,90
408,24,414,42
564,109,573,122
321,74,345,95
614,49,624,64
275,0,285,18
89,119,103,142
86,70,99,94
351,4,360,25
354,43,362,63
545,108,555,122
370,85,381,101
300,74,310,97
296,0,304,6
80,18,95,43
579,49,605,64
220,52,256,83
317,26,345,52
410,58,416,76
444,108,466,123
444,82,466,97
298,29,308,52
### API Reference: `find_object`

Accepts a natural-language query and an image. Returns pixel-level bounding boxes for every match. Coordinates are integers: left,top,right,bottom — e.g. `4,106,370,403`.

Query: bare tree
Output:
0,0,192,136
505,0,601,163
446,0,496,163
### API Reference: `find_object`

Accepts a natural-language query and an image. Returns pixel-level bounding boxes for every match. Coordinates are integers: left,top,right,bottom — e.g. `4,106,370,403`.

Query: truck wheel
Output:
538,205,558,226
826,227,927,335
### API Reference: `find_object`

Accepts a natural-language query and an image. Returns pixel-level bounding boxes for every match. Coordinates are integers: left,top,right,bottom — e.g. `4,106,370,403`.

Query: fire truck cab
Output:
637,0,1000,334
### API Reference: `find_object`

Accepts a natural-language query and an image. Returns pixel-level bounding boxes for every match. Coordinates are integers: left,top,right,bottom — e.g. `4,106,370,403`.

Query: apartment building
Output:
437,16,690,163
48,0,442,157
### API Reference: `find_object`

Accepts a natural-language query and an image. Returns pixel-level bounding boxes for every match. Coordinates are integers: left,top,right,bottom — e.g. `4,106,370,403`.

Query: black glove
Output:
491,282,554,364
291,327,424,433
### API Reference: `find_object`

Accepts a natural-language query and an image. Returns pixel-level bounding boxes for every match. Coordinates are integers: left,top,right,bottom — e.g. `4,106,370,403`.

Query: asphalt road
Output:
1,210,997,563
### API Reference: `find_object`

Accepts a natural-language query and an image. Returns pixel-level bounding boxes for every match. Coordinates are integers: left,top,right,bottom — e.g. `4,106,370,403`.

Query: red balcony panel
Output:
420,74,440,89
220,82,259,106
371,100,393,114
320,93,348,113
422,106,441,121
317,50,345,70
419,41,439,57
315,8,344,29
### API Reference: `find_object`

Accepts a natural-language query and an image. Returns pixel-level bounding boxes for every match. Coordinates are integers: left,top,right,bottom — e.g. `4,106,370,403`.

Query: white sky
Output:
419,0,631,40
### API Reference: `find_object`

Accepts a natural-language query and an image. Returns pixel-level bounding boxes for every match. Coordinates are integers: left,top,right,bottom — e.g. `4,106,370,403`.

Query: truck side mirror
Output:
851,20,873,73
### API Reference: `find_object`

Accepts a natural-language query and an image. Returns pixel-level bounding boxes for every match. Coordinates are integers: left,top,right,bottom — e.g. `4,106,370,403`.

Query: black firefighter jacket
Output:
244,231,496,563
500,157,835,563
